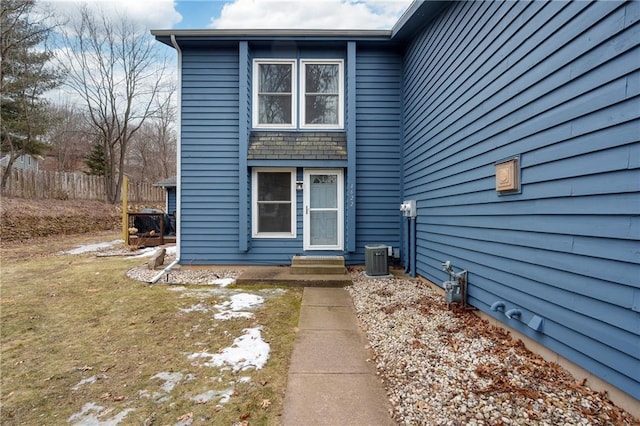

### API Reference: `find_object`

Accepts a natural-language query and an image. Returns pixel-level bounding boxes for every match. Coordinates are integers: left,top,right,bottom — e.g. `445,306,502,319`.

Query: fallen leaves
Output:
177,412,193,422
100,392,126,402
260,399,271,409
74,365,93,372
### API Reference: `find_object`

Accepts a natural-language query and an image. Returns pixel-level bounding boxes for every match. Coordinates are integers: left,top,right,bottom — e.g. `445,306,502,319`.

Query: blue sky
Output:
174,1,225,28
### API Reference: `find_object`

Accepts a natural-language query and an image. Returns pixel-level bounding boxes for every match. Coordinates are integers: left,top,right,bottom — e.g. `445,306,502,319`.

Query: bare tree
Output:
126,90,176,183
59,6,170,203
45,103,92,172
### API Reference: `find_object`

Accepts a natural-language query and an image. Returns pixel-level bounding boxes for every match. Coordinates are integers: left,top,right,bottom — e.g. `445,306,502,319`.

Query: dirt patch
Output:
0,197,161,242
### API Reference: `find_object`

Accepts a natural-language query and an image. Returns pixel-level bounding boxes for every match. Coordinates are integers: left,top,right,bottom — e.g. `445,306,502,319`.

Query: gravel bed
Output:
125,253,243,285
347,270,637,426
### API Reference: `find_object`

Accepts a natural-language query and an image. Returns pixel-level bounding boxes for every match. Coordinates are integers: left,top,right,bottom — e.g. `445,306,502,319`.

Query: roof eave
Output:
391,1,450,42
151,29,393,47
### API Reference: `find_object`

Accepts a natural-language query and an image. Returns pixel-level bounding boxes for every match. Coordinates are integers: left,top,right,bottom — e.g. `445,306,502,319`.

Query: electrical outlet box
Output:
400,200,417,218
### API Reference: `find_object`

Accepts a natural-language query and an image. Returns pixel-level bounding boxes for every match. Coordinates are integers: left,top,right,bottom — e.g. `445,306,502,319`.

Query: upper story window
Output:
301,60,343,128
254,60,296,128
253,59,343,130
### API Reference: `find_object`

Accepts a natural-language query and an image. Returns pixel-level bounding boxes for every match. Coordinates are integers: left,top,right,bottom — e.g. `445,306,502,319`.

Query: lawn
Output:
0,233,302,425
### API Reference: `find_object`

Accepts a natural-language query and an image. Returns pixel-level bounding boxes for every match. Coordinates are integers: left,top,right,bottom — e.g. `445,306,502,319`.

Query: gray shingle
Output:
248,131,347,160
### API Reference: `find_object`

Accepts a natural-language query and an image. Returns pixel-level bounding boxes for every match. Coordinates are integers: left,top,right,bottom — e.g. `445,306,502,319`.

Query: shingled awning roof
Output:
153,176,176,187
248,132,347,161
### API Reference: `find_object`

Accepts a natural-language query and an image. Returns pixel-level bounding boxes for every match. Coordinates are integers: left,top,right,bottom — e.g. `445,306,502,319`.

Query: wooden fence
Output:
0,167,164,203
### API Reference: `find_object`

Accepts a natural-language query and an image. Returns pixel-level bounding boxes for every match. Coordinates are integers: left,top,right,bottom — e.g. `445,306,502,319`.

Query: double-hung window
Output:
252,168,296,238
253,59,343,129
253,60,296,128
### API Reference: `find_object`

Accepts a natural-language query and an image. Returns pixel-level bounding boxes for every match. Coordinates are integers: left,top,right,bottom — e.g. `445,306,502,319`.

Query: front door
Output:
304,169,343,250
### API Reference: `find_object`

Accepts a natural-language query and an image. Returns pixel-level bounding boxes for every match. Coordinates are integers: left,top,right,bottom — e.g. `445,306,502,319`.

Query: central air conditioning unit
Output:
365,244,389,277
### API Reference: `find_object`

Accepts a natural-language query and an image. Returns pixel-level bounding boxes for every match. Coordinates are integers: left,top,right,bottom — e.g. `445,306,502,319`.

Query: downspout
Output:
404,216,411,274
410,217,416,277
151,34,182,284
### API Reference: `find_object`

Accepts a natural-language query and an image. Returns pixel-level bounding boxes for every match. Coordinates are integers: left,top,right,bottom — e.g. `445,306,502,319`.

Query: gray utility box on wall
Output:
365,244,389,276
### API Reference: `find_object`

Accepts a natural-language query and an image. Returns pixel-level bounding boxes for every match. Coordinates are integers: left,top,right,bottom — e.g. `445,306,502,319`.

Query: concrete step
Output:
290,264,347,275
235,266,352,287
291,255,345,267
290,256,347,275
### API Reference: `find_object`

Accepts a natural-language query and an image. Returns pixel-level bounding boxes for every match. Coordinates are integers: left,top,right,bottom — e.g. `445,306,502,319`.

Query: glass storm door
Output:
304,169,343,250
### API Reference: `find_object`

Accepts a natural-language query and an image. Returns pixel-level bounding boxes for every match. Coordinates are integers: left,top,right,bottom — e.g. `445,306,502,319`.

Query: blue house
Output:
153,0,639,409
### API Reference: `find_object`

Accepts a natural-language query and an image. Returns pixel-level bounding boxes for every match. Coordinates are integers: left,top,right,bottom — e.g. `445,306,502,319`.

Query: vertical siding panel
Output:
402,1,640,399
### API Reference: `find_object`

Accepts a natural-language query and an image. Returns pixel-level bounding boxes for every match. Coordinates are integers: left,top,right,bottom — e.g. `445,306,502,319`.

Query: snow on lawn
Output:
210,277,235,286
131,245,178,258
178,292,265,318
67,402,134,426
190,388,234,405
188,327,270,372
214,293,264,320
61,239,123,255
71,374,108,391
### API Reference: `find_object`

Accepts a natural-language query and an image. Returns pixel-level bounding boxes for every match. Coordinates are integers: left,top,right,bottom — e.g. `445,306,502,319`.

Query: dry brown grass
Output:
0,233,302,425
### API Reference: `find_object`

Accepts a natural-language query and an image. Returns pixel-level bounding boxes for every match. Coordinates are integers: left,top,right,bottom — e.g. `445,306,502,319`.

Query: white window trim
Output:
251,168,297,238
300,59,344,130
252,59,297,129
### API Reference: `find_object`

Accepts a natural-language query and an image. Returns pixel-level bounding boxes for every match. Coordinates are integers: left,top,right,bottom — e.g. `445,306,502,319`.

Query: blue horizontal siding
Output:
180,47,242,264
355,47,403,258
402,0,640,399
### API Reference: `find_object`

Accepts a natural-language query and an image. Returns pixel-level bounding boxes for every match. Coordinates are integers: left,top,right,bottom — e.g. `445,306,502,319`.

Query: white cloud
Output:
37,0,182,30
210,0,412,30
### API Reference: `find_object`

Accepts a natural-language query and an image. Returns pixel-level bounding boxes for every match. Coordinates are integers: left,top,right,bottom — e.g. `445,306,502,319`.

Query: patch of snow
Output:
61,240,123,255
138,390,168,404
260,288,287,296
180,303,210,314
238,376,252,384
165,246,177,255
129,247,158,258
214,293,264,320
209,277,235,287
213,310,254,321
152,372,184,393
190,388,234,404
68,402,134,425
166,287,228,299
188,327,270,372
71,375,107,391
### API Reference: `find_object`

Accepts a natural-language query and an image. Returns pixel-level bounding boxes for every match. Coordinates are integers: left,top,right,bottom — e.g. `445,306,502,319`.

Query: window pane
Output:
305,95,338,125
258,95,292,124
310,210,337,245
258,172,291,201
259,64,292,93
258,204,291,233
305,64,338,93
310,174,337,208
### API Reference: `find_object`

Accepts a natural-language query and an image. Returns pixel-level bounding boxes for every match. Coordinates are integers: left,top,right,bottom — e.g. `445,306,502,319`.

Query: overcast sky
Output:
39,0,413,30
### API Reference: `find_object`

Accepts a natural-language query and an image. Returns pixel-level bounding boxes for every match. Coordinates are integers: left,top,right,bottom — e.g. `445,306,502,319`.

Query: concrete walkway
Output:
282,287,395,426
